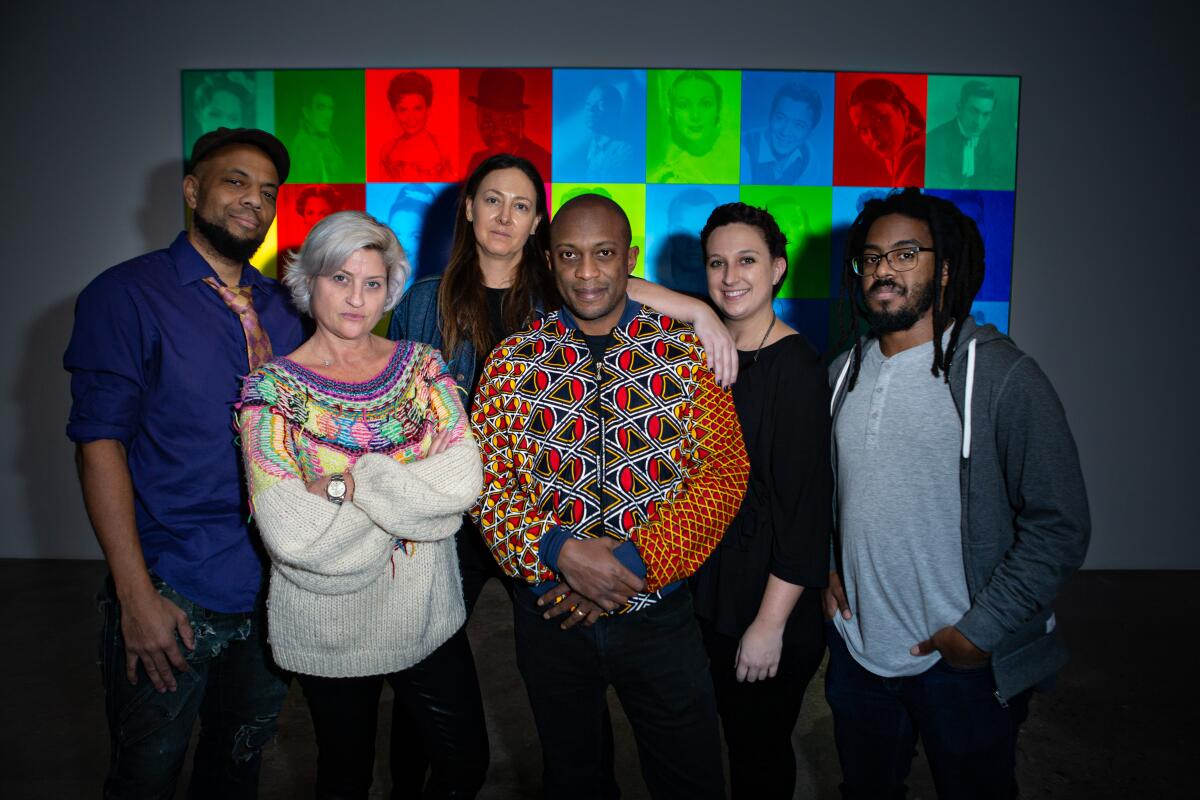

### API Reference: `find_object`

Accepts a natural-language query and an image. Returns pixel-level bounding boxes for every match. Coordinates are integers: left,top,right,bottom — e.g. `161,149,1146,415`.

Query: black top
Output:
690,334,833,645
472,287,509,397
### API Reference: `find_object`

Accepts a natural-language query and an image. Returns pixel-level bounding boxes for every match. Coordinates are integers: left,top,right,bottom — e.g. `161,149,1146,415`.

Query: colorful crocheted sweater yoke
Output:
239,340,467,504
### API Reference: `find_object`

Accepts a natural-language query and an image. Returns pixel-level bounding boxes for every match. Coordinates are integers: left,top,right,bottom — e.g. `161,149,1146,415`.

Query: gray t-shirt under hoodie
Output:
833,337,970,677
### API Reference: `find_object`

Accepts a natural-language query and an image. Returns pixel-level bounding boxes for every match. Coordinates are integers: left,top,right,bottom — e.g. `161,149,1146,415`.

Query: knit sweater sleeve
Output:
238,367,394,595
351,348,482,538
628,348,750,592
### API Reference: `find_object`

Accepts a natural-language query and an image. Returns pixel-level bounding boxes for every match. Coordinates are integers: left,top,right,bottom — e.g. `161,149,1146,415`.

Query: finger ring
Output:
575,608,586,616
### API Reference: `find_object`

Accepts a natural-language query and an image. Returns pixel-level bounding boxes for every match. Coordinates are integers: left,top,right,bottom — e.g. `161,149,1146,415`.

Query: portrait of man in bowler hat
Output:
466,68,552,177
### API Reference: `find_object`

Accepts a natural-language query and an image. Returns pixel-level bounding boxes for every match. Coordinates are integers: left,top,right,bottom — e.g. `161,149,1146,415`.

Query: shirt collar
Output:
557,296,641,335
170,231,277,293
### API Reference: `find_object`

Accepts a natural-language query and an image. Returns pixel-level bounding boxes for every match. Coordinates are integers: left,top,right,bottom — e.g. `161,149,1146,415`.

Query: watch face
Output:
327,478,347,499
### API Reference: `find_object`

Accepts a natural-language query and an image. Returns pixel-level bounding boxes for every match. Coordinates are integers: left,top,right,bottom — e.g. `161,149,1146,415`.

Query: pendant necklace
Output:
751,314,777,363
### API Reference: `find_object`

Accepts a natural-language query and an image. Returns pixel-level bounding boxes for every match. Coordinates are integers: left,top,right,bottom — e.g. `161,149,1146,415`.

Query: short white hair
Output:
284,210,410,315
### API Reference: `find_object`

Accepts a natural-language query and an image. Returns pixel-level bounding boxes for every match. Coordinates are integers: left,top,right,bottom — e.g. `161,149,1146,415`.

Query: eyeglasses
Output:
852,246,935,277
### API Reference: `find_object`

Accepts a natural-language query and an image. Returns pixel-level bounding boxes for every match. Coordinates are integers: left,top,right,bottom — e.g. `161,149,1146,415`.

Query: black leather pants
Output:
297,626,489,799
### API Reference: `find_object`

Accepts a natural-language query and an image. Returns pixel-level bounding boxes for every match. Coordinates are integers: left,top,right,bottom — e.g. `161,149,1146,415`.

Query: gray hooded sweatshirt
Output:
829,317,1090,700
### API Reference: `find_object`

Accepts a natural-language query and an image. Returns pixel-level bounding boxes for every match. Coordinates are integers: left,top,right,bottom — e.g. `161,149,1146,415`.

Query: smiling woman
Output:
691,201,832,799
238,210,489,797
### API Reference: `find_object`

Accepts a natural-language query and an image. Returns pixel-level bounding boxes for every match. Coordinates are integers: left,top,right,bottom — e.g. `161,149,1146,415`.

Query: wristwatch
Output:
325,474,347,505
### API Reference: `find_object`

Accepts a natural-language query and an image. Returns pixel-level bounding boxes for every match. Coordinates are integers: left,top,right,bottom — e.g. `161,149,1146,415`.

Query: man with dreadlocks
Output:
822,188,1089,799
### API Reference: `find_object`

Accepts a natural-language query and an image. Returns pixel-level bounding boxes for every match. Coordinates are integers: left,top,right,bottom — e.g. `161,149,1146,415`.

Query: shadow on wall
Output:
414,183,460,282
139,160,187,252
12,295,96,558
9,160,183,559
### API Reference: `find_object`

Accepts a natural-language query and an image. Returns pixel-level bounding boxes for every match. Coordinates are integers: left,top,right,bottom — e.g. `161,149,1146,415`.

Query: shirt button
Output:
457,373,465,382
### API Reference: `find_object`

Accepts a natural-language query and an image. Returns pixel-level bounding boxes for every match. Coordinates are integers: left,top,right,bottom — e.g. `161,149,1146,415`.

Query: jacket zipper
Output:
594,354,608,539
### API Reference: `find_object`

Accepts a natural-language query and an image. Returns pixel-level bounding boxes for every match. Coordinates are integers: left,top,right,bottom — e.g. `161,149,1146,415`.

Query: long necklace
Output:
751,313,777,363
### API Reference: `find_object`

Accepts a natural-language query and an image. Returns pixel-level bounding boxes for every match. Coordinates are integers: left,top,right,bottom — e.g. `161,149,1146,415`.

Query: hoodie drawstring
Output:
962,338,976,459
831,355,853,416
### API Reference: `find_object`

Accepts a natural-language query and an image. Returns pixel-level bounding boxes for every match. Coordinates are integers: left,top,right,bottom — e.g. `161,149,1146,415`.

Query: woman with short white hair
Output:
237,210,487,798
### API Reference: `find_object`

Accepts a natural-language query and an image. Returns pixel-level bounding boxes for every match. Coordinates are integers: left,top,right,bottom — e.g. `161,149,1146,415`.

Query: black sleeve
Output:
767,338,832,589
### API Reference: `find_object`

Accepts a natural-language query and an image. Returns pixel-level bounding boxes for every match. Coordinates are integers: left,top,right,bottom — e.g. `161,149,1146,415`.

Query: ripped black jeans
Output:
98,574,289,800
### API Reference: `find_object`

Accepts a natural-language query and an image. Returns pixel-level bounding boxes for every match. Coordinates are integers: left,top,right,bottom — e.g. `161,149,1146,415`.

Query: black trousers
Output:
700,618,825,799
297,627,488,800
392,519,509,796
514,586,724,800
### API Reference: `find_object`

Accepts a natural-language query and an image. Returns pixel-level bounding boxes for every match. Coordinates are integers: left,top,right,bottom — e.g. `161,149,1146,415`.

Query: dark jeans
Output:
296,626,488,800
700,619,825,799
98,574,289,800
513,585,724,800
824,624,1032,800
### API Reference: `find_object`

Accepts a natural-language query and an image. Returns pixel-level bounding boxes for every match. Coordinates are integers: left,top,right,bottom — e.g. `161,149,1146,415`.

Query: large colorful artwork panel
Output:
183,68,1021,350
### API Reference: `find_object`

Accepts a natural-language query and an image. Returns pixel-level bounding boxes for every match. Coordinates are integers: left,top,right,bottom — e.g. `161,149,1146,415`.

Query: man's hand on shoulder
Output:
556,537,645,611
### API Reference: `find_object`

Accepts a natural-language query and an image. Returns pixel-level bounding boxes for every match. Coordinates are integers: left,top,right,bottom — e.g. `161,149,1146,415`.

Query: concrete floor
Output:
0,561,1192,798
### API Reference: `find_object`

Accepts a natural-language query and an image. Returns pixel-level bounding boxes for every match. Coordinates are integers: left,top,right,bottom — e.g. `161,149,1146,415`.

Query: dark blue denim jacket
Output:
387,276,477,401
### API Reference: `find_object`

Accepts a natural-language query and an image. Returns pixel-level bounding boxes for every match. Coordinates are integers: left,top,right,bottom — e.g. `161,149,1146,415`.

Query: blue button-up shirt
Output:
64,232,306,612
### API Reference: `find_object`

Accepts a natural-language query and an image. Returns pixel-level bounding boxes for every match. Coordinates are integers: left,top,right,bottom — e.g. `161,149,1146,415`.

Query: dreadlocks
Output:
837,188,986,392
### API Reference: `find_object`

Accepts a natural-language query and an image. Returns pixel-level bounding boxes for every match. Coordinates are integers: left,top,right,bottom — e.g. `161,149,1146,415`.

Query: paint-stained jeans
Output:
98,574,289,800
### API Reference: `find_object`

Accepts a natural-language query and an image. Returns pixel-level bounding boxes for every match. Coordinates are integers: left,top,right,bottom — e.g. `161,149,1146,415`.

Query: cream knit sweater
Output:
239,342,483,677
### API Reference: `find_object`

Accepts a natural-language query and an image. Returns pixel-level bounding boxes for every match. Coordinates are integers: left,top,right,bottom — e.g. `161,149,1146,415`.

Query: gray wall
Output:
2,1,1193,567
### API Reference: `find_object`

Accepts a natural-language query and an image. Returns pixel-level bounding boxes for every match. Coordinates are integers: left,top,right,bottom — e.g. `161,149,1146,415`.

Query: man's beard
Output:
866,276,936,335
193,209,265,264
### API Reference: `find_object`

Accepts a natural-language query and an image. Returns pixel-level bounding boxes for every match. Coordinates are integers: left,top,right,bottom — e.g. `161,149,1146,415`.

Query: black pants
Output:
297,627,488,800
514,586,724,800
700,618,825,799
392,519,509,796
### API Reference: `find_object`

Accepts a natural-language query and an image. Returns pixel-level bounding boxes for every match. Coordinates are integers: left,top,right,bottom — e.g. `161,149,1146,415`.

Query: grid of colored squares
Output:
183,68,1020,349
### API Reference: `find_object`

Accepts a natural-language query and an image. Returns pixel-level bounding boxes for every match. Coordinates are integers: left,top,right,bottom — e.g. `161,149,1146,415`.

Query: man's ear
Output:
182,174,199,211
941,260,950,288
627,245,640,275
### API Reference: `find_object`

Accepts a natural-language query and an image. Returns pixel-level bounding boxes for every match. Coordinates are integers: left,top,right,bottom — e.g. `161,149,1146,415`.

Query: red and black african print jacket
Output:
470,300,749,614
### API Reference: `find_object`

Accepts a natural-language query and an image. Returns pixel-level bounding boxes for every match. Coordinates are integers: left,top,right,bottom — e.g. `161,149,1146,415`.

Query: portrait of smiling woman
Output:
237,210,488,799
648,69,740,184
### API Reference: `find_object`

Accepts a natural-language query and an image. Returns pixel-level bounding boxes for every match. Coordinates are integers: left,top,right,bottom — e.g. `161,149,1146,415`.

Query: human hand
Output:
691,307,738,389
306,471,355,503
911,626,990,668
120,586,194,692
424,428,455,458
556,538,645,612
822,571,852,621
735,618,784,682
538,582,605,629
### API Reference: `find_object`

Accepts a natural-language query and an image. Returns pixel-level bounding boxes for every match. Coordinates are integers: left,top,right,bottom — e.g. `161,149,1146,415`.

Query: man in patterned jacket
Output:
471,194,749,799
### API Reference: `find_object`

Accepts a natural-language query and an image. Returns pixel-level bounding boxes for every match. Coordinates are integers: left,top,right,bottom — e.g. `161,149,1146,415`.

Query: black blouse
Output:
690,334,832,645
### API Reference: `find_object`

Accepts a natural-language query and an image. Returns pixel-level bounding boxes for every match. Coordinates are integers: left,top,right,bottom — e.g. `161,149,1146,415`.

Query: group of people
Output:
66,125,1088,800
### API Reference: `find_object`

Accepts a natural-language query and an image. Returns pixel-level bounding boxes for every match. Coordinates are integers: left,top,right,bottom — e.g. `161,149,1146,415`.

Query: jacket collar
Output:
555,296,641,336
